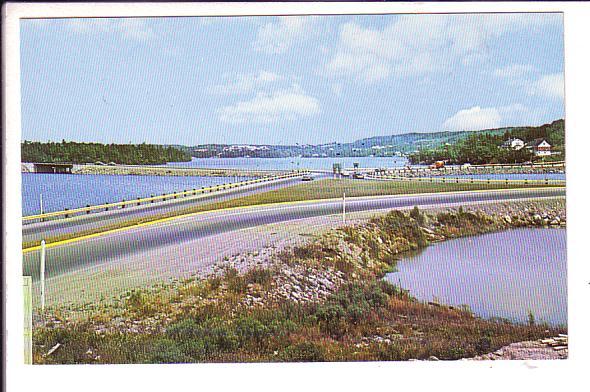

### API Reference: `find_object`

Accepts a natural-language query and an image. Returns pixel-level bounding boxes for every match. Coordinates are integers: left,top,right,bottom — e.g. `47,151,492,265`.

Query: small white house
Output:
525,139,552,156
500,138,525,150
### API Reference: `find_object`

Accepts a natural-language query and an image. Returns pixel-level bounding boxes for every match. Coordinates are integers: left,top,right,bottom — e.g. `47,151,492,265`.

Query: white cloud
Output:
210,71,282,95
64,18,154,41
443,106,503,131
494,64,536,79
253,16,317,54
494,65,563,101
527,73,564,100
326,14,560,82
218,84,320,124
442,104,532,131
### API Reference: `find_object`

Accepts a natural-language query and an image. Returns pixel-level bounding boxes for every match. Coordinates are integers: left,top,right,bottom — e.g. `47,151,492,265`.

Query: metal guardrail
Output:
364,174,566,186
23,171,308,223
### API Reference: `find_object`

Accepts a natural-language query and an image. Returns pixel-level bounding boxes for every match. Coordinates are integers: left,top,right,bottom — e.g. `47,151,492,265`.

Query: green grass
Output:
193,178,558,208
23,178,561,249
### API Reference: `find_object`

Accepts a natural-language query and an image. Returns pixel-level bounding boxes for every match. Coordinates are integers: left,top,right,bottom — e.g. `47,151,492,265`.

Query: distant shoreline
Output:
21,162,287,178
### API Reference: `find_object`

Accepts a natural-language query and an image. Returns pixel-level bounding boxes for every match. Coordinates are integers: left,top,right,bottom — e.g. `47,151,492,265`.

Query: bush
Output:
209,276,222,290
244,268,273,287
233,316,270,346
166,317,239,354
410,206,426,226
280,342,325,362
141,338,191,364
225,267,248,294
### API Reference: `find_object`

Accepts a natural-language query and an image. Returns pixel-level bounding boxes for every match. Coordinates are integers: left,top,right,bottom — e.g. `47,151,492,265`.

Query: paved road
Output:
22,187,564,281
23,174,328,244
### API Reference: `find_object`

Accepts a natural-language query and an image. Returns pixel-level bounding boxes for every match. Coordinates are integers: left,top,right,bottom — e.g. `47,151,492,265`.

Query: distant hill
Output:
407,119,565,165
179,119,564,159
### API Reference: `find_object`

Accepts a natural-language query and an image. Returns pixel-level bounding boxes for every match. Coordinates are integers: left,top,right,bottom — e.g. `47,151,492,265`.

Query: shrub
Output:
280,342,325,362
475,335,492,354
208,276,222,290
141,338,191,364
233,316,270,346
166,317,239,354
244,268,273,287
410,206,426,226
224,267,248,294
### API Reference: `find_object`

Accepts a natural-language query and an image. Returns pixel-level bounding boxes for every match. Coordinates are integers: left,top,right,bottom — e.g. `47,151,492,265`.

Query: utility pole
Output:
342,192,346,225
40,240,46,311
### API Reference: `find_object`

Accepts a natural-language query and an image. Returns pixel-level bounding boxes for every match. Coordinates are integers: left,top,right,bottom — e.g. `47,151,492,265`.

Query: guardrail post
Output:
121,199,126,208
64,208,69,218
150,194,154,203
545,179,549,185
40,240,46,311
137,197,141,206
342,192,346,225
39,193,44,222
86,204,90,213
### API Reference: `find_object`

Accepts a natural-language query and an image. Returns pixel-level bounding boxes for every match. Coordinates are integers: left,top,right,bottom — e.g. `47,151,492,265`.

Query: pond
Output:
384,228,567,326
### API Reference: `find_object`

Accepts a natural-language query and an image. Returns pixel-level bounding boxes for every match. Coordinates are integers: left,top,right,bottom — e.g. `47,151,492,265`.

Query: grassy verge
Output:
23,178,562,249
32,205,566,363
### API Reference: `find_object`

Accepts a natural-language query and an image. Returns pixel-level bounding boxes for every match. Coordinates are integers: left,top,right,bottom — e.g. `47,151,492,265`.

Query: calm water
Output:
21,173,252,215
167,156,410,171
385,228,567,326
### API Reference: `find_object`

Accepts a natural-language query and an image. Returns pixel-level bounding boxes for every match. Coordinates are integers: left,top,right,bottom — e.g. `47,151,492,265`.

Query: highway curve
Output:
22,187,565,281
22,174,326,244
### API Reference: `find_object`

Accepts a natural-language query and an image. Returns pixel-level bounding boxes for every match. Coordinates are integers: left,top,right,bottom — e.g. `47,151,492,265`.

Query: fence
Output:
364,174,566,186
23,171,308,223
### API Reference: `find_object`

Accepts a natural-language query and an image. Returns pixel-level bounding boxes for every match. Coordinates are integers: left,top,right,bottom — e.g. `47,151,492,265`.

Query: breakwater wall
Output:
22,163,288,178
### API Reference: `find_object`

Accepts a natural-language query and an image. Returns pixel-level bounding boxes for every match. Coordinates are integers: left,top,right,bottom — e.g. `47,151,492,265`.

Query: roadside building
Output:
525,138,552,156
33,163,73,174
500,138,525,150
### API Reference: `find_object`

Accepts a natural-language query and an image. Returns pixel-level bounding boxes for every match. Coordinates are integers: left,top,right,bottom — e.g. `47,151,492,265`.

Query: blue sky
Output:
20,13,564,145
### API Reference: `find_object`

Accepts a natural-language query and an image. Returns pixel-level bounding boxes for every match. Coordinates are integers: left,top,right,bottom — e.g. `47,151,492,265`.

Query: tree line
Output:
21,140,192,165
408,119,564,165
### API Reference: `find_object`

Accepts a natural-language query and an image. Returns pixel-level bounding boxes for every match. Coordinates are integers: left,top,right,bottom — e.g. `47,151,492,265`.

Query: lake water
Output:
385,228,567,326
167,156,410,171
21,173,252,215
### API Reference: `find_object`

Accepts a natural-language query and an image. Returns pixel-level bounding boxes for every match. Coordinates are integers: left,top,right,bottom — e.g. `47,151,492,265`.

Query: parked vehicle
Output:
301,175,313,181
430,161,445,169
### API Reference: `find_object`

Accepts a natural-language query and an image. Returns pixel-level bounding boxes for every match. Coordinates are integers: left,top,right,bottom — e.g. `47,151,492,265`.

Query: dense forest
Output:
408,119,565,165
21,141,192,165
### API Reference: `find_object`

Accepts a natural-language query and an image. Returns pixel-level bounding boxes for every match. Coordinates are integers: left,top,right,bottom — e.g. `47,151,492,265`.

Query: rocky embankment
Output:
469,335,568,360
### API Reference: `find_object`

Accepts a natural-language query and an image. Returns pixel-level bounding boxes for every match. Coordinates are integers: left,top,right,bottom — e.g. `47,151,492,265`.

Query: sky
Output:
20,13,564,145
